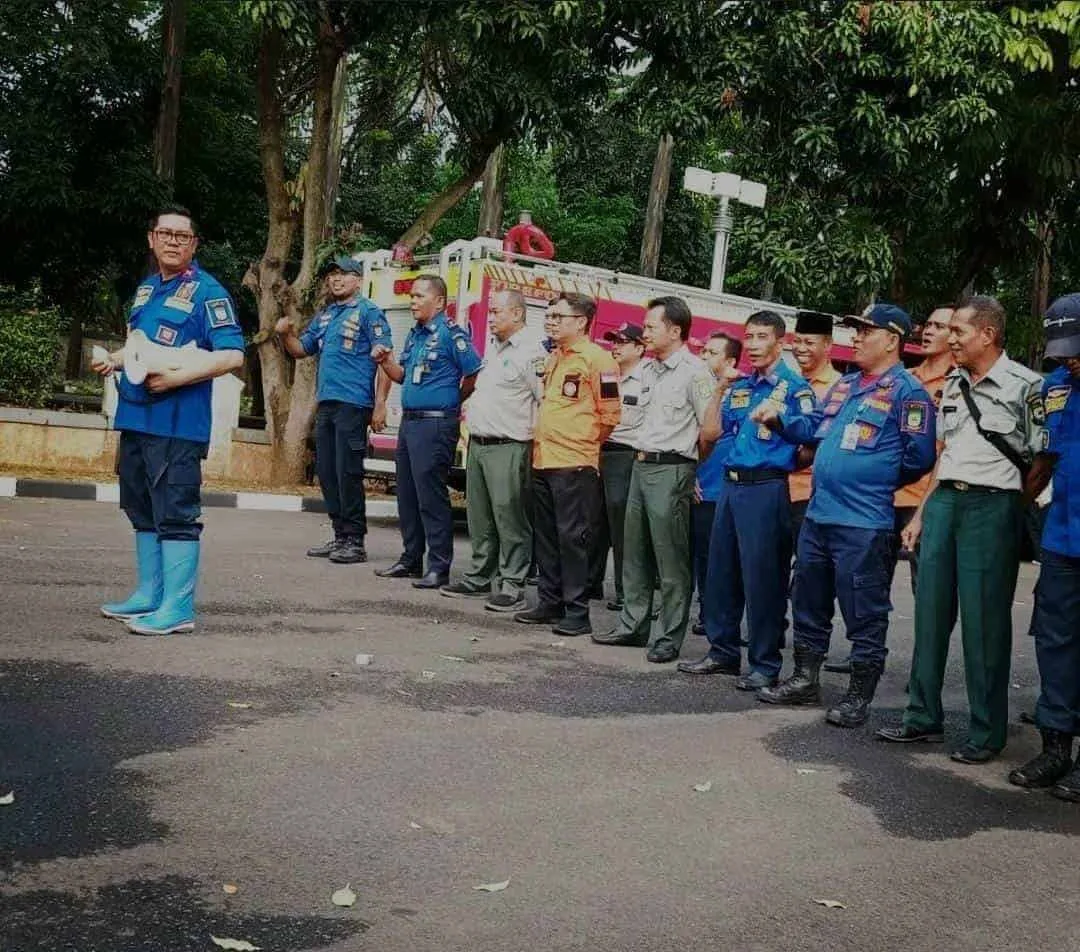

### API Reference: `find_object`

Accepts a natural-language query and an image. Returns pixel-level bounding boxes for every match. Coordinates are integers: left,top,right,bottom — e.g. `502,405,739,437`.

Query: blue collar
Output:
154,260,201,288
416,312,448,335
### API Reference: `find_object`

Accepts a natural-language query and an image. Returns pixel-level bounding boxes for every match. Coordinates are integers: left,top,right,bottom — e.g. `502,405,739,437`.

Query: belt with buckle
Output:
725,467,788,484
469,435,527,446
635,451,694,465
602,440,636,453
939,479,1015,495
402,409,457,420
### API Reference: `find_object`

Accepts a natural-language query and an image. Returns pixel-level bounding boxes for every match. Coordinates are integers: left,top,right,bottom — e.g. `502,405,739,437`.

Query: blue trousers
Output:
792,517,897,667
704,478,789,678
395,416,459,576
118,431,205,541
1033,549,1080,733
691,500,716,623
315,401,372,538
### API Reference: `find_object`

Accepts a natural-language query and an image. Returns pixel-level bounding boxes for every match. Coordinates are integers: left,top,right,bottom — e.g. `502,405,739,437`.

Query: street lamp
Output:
683,167,767,293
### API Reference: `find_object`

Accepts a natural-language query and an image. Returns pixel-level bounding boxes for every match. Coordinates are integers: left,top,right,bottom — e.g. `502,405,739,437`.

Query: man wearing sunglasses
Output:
94,206,244,635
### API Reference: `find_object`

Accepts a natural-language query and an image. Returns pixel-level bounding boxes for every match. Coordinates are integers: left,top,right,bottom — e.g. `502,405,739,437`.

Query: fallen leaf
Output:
420,671,436,681
796,768,818,776
431,619,441,625
329,671,341,678
395,689,414,697
210,937,261,951
0,791,13,805
440,655,466,662
408,821,423,830
355,626,366,631
474,879,510,893
548,641,565,648
222,884,239,895
354,653,374,667
692,782,712,793
469,636,481,642
226,701,252,710
331,884,357,907
812,899,846,909
253,575,263,580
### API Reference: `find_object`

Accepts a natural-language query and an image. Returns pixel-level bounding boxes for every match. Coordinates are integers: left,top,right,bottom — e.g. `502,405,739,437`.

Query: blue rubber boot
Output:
101,532,163,620
127,540,199,635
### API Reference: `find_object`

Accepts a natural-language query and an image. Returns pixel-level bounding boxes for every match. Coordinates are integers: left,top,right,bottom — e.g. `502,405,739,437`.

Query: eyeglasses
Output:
545,312,578,323
153,228,195,247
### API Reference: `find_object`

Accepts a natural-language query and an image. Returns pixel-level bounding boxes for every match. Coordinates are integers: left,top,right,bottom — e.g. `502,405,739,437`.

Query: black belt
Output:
939,479,1018,495
602,441,636,453
635,451,694,465
469,435,528,446
402,409,457,420
725,467,788,484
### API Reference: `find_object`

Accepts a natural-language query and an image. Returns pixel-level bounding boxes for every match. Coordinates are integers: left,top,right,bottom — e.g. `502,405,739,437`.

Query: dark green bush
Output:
0,287,61,407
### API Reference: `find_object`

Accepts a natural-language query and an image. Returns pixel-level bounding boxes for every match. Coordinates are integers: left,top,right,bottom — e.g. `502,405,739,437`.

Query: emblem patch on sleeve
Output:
799,395,815,415
133,286,152,308
1027,392,1046,426
155,325,177,345
455,337,468,352
600,371,619,399
1045,386,1070,415
694,376,714,401
206,298,237,328
901,400,928,434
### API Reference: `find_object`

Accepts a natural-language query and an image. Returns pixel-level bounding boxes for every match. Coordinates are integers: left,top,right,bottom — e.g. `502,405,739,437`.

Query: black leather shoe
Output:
306,537,341,558
1009,730,1074,788
1019,710,1037,725
606,598,624,612
328,538,366,563
677,656,740,676
587,585,605,601
376,561,422,579
736,671,778,691
691,621,706,637
552,619,592,637
949,744,999,764
876,724,945,743
514,606,564,625
1051,764,1080,802
646,646,678,664
590,629,648,647
411,572,449,590
823,657,852,674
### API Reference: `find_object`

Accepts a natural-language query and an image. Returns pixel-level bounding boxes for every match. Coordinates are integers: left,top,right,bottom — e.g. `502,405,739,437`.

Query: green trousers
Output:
904,486,1023,751
461,440,533,596
618,460,695,653
599,446,636,601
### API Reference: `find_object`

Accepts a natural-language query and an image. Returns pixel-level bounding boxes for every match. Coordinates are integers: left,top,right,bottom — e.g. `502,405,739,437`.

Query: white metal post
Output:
710,196,733,293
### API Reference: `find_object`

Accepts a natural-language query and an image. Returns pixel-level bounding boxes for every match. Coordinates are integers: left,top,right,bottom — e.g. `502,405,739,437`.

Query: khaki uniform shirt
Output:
788,363,842,504
533,338,622,470
608,358,649,449
465,328,546,441
634,346,714,460
936,353,1045,491
894,360,952,508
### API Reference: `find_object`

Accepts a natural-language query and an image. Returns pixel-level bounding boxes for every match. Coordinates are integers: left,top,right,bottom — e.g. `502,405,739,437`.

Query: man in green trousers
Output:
441,289,546,613
878,295,1045,763
591,296,714,663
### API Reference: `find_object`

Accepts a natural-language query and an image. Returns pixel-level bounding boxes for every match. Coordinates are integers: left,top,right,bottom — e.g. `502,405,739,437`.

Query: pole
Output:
710,196,733,293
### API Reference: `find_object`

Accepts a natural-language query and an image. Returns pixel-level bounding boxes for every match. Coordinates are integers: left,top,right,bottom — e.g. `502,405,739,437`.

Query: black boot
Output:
1051,762,1080,803
825,661,882,728
1009,730,1074,789
758,644,825,705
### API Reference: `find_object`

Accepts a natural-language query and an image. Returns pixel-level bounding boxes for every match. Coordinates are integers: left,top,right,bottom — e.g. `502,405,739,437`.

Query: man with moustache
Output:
878,296,1044,763
677,311,821,688
440,289,545,613
758,305,936,727
1008,294,1080,797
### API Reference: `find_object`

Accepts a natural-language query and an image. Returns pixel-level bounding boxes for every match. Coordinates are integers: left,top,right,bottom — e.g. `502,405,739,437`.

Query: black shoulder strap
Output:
957,377,1029,475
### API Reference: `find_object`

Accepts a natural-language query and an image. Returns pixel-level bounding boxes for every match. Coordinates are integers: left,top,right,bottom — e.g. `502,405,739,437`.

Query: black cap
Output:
318,255,363,277
794,311,834,336
841,303,913,337
603,323,645,344
1044,293,1080,359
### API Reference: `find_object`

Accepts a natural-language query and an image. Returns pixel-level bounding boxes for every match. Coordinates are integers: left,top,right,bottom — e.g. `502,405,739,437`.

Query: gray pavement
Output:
1,497,1078,952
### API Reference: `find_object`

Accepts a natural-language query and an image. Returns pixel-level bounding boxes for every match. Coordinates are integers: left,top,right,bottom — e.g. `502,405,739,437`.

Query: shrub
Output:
0,287,62,407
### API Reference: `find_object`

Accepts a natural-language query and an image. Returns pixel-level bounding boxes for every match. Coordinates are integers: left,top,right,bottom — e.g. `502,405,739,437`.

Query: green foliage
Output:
0,288,61,407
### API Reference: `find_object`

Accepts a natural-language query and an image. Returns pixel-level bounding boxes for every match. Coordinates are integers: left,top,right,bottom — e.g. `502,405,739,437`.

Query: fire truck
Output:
350,237,894,486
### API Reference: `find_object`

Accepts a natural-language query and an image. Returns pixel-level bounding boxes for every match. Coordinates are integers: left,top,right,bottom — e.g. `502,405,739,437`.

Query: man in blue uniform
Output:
372,275,482,588
1008,293,1080,797
678,311,821,689
94,206,244,635
275,256,392,564
758,304,937,726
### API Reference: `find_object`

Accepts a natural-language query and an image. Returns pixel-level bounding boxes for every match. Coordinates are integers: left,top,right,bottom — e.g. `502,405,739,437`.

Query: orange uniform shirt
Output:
894,360,951,508
788,363,842,504
533,337,622,470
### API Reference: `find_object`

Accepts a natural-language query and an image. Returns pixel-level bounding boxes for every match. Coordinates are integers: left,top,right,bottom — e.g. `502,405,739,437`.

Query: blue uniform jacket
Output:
721,359,821,472
698,414,735,502
114,262,244,444
399,313,483,411
1041,366,1080,558
807,363,937,530
299,295,392,408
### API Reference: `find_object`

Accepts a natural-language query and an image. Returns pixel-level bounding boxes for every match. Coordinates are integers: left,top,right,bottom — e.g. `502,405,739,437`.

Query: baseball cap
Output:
603,323,644,344
1044,293,1080,359
318,255,363,277
841,303,912,337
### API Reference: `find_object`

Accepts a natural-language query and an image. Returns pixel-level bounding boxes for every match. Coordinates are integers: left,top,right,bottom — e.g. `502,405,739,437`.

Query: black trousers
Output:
315,401,372,539
534,466,602,625
118,431,205,541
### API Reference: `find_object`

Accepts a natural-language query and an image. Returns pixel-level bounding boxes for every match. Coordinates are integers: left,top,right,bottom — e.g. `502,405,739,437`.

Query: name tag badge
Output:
840,423,860,450
756,424,772,441
731,391,750,410
343,340,354,352
412,364,424,385
155,325,177,345
164,295,195,313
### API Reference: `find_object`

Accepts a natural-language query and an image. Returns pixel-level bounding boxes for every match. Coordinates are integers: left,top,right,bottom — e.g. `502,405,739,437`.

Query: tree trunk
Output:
65,315,84,379
152,0,187,185
639,133,674,278
323,53,350,238
397,146,498,250
1030,212,1054,366
477,144,507,237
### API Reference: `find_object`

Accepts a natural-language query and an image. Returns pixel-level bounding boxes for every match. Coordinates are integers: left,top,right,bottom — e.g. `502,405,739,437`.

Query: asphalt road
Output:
1,497,1078,952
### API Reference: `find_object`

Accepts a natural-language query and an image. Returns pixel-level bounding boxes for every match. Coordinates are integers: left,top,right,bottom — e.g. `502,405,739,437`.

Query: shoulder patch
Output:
694,375,714,402
455,337,468,352
1045,385,1071,415
205,298,237,329
133,285,153,309
799,394,815,415
901,400,929,434
600,371,619,400
1027,391,1046,426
